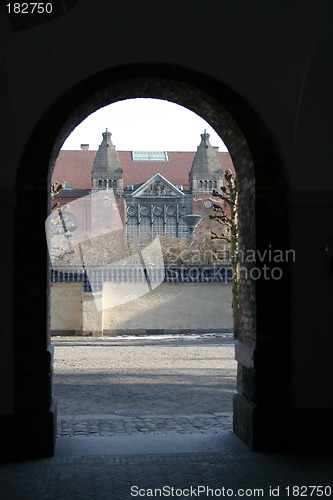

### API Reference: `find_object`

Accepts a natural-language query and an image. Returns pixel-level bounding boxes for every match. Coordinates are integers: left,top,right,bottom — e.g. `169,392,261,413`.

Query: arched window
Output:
126,216,138,240
99,179,103,188
153,216,164,235
113,179,117,188
140,216,151,244
199,180,203,188
204,180,208,189
165,217,177,236
208,180,212,189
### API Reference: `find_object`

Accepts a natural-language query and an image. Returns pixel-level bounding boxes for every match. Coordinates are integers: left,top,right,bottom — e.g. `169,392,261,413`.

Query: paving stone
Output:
57,413,233,437
1,451,332,500
1,337,329,498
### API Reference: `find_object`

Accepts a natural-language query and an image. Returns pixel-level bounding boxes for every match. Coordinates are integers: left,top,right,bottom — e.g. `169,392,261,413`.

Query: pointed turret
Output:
189,131,223,194
91,129,123,195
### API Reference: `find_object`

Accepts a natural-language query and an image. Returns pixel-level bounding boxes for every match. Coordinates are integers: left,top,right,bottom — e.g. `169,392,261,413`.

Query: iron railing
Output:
51,264,232,292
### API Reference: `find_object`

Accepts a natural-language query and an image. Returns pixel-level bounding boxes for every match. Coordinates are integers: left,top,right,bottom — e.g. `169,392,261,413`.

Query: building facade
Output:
52,130,234,249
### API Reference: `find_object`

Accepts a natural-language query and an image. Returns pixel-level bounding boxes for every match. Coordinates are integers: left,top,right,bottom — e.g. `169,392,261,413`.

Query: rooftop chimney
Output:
81,144,89,151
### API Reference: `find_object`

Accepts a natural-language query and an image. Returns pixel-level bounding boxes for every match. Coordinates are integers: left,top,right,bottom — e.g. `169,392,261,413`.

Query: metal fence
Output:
51,264,232,292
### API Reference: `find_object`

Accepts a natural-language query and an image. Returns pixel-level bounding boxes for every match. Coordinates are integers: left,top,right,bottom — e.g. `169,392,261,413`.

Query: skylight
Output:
132,151,168,161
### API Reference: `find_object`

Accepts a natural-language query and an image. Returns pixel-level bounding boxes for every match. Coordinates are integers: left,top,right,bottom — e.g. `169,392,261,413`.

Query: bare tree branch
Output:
210,169,239,336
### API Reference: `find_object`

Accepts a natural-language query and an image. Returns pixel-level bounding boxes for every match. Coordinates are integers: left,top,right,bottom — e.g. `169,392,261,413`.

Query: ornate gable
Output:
131,173,185,198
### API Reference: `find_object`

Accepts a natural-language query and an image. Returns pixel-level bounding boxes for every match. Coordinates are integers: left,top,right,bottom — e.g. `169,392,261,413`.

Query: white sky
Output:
61,98,227,152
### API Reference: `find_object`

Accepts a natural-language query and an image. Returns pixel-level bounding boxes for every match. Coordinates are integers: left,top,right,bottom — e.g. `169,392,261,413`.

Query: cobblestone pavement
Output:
1,335,332,499
1,448,332,499
58,412,232,437
53,334,236,435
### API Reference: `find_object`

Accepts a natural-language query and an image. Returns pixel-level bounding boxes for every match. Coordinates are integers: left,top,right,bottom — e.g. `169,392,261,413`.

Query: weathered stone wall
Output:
51,282,83,335
51,282,233,335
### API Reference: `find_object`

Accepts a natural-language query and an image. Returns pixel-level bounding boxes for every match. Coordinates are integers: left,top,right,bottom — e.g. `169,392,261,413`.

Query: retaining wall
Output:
51,281,233,335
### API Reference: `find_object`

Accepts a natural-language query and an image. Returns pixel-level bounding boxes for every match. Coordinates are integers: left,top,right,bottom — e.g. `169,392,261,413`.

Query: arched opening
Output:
14,63,290,458
50,98,236,433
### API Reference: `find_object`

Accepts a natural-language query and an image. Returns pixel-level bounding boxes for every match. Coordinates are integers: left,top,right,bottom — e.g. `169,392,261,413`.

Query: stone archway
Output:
14,63,290,458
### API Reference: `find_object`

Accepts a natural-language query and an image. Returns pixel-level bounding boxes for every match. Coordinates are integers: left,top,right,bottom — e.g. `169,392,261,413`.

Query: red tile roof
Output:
52,150,96,189
52,150,234,189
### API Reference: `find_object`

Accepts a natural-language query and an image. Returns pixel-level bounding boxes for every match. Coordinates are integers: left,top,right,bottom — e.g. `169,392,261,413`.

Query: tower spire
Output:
91,130,123,194
189,131,223,194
